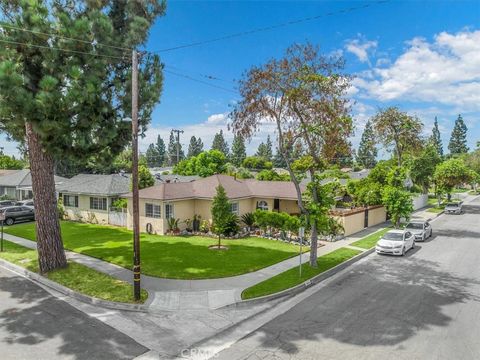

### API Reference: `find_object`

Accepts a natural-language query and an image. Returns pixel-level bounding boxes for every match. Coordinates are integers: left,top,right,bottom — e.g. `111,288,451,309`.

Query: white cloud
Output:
345,36,378,64
353,30,480,110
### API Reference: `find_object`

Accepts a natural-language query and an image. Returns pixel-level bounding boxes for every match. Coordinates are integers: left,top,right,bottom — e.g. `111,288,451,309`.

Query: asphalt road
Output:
0,267,148,360
216,197,480,360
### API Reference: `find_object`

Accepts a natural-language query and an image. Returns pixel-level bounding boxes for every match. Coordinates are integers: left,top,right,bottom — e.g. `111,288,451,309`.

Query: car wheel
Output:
412,241,416,249
5,218,14,226
430,229,433,238
402,247,406,256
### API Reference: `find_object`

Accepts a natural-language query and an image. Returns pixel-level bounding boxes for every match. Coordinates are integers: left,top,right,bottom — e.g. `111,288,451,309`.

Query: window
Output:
257,200,269,211
145,203,161,218
90,197,107,211
230,202,239,215
63,195,78,208
165,203,174,219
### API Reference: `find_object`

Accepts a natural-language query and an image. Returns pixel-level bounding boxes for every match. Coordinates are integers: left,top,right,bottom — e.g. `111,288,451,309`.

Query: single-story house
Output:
57,173,131,225
0,169,67,200
124,174,301,235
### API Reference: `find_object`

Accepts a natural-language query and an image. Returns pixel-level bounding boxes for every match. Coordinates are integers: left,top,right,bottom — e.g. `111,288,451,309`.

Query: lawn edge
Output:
0,258,150,313
224,247,374,308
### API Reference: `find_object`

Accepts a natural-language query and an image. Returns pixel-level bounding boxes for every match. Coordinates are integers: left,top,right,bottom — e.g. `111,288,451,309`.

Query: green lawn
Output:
349,227,391,250
0,240,147,303
3,221,304,279
241,247,361,299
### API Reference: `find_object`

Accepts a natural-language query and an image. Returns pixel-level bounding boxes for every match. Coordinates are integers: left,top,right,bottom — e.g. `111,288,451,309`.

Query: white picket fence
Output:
108,208,127,227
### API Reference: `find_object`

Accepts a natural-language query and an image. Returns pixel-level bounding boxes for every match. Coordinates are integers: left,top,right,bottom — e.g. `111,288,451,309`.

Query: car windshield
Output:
406,223,423,229
382,232,404,241
446,203,459,207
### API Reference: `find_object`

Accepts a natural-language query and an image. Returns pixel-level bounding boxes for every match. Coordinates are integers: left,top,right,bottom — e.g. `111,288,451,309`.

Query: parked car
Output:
0,206,35,226
405,220,433,241
445,202,462,214
17,199,34,208
0,200,18,208
375,229,415,256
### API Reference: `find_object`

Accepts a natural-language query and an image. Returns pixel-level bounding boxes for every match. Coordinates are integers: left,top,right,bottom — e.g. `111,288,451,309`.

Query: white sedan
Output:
375,230,415,256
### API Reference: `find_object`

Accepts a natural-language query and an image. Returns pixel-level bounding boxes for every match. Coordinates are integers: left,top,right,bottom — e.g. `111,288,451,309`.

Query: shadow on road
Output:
0,272,147,360
461,205,480,215
241,256,480,355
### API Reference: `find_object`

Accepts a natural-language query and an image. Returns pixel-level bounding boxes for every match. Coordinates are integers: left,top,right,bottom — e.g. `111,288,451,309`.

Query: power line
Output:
164,69,238,94
0,23,132,53
0,38,126,60
152,0,390,53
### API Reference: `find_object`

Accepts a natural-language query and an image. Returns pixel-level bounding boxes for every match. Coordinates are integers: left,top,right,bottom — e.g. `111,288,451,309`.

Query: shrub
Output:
241,212,255,227
242,156,273,170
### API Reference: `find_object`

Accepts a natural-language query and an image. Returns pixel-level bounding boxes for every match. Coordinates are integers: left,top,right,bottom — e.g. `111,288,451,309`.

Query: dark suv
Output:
0,206,35,225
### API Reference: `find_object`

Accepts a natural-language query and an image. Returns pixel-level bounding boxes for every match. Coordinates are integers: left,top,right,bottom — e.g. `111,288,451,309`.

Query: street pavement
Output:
213,196,480,360
0,267,148,360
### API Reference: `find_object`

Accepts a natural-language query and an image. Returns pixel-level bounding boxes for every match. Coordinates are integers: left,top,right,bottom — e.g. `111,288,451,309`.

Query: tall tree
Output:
256,136,274,161
430,116,443,157
145,143,160,168
0,1,165,272
408,144,442,193
448,114,469,155
231,43,353,266
211,130,229,156
230,135,247,166
371,107,423,166
155,135,166,166
434,158,474,200
357,120,377,168
187,135,203,158
167,130,184,165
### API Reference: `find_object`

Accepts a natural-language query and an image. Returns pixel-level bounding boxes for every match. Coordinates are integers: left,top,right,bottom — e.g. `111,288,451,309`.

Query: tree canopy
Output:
173,150,227,177
448,114,469,155
357,120,377,169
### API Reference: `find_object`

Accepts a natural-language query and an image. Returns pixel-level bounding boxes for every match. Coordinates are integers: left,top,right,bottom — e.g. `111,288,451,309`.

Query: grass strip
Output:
241,247,361,300
0,240,147,303
349,227,391,250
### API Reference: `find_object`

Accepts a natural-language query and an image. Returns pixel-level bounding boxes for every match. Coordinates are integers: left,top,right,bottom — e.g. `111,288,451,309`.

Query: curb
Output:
223,247,375,309
0,258,150,313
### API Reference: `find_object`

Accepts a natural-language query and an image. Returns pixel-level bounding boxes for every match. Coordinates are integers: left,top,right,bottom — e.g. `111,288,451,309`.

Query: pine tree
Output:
167,131,185,165
145,144,160,168
357,120,378,169
211,185,232,248
231,135,247,166
430,117,443,157
211,130,230,156
448,114,469,155
273,148,287,168
0,1,165,272
187,136,204,158
265,135,273,161
156,135,166,166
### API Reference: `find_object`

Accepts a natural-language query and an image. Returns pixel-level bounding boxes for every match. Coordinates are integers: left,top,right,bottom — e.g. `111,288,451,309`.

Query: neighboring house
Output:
0,169,67,200
124,174,301,235
152,173,200,183
57,174,131,225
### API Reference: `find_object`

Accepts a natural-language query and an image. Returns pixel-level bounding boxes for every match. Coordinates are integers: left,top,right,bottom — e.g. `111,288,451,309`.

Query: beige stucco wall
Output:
367,206,387,227
126,196,301,235
63,194,110,225
279,199,300,214
333,211,365,237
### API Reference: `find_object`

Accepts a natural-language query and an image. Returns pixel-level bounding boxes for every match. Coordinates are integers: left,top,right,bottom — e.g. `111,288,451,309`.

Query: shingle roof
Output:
126,174,301,201
57,174,131,196
0,169,66,187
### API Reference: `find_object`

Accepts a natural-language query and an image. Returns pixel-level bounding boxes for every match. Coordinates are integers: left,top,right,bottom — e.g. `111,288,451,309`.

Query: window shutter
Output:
75,196,78,208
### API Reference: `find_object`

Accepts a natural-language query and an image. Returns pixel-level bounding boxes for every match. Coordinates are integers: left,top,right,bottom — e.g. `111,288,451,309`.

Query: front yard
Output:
0,240,147,303
3,221,305,279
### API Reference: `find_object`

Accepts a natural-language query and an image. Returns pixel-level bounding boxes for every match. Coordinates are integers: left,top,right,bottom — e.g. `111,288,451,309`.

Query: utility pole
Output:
131,50,141,301
172,129,184,165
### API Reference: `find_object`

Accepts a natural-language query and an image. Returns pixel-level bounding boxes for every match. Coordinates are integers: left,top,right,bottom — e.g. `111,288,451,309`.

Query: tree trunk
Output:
218,235,221,249
26,122,67,273
309,219,318,267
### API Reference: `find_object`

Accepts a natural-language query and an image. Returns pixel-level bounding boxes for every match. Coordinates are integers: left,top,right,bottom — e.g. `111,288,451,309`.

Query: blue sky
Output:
1,0,479,157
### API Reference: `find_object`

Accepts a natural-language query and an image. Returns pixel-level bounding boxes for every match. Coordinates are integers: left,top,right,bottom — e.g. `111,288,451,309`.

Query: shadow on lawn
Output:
225,255,480,356
0,271,147,360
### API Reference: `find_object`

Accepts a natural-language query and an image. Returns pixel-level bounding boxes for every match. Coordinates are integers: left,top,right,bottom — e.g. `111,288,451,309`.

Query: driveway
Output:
215,196,480,360
0,267,148,360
